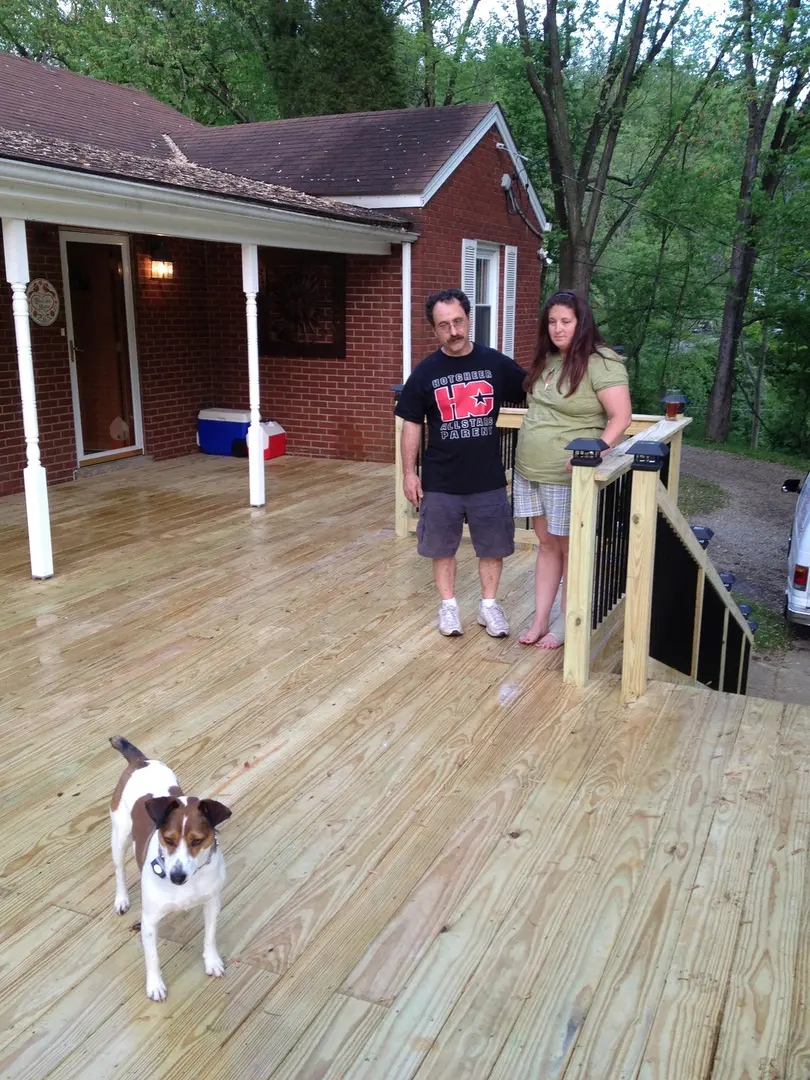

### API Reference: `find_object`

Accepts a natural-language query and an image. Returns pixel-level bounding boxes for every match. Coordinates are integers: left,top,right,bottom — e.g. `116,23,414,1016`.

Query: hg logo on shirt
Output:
434,380,494,422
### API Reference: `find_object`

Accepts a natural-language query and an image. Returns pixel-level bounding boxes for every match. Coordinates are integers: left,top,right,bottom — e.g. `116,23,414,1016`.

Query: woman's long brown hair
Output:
523,291,606,397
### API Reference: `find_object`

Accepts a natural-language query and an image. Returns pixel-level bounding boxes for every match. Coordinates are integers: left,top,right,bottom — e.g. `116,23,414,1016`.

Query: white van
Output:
783,472,810,626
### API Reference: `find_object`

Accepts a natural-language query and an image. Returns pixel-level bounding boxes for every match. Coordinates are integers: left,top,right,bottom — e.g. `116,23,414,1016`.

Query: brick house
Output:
0,52,547,577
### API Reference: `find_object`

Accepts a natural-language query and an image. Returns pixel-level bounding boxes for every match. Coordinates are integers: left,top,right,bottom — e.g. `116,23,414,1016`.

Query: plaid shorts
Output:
512,470,572,535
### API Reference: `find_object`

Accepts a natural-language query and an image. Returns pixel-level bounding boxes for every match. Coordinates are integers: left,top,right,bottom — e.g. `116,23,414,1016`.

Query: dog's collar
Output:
151,837,218,880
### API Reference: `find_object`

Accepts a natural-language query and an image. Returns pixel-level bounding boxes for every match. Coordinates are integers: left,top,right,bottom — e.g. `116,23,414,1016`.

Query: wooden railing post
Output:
622,441,669,701
667,429,683,505
564,439,606,687
393,411,410,539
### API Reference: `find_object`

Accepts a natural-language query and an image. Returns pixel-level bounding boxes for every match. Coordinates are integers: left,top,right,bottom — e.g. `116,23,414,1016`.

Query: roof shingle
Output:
173,104,496,195
0,52,201,158
0,126,410,228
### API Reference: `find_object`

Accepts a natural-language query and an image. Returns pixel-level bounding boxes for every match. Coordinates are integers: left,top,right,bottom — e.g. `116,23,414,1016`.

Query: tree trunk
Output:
558,232,591,293
705,235,757,440
751,322,768,449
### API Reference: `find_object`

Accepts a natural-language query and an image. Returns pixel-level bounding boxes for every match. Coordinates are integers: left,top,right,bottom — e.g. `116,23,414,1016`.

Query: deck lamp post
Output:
630,441,670,471
661,391,688,419
747,619,759,634
620,440,669,700
691,525,714,549
566,437,609,467
719,572,736,591
738,603,752,618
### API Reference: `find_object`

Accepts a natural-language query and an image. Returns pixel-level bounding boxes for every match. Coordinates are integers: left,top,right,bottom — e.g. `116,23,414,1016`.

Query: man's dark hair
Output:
425,288,470,325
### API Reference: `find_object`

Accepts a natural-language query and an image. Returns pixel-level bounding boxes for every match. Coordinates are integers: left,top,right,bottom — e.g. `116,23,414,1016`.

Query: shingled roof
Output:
0,53,543,227
0,52,201,159
0,126,409,228
173,103,496,196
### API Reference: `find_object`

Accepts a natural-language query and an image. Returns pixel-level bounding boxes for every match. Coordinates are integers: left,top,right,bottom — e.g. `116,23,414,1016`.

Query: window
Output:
257,248,346,358
460,239,517,355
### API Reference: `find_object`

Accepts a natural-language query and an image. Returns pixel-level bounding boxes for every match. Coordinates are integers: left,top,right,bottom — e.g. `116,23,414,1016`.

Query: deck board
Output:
0,454,806,1080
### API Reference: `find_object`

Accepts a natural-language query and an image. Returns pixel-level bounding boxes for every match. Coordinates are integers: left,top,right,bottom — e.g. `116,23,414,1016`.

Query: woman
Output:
514,291,632,649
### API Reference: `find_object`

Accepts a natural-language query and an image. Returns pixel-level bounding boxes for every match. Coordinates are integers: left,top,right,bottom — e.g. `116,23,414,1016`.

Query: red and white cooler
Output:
254,420,286,460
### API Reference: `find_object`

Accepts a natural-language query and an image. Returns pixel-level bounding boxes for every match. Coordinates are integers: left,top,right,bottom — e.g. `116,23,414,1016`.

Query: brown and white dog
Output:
109,736,232,1001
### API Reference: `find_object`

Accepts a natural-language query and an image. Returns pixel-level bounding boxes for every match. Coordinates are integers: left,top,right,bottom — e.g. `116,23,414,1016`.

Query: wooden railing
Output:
394,407,684,548
393,401,754,700
563,417,691,687
564,428,755,700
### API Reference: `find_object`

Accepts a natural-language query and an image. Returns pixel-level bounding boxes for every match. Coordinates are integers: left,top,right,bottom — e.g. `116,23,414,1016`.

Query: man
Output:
396,288,527,637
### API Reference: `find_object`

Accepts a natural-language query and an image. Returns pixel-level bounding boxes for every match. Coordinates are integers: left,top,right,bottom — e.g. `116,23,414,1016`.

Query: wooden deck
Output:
1,455,809,1080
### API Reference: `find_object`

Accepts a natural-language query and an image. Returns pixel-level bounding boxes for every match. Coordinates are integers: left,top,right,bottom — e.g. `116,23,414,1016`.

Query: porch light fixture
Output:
149,240,174,280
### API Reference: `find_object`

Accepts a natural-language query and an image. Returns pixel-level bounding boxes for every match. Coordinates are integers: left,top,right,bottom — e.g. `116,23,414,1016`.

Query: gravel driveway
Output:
680,445,797,610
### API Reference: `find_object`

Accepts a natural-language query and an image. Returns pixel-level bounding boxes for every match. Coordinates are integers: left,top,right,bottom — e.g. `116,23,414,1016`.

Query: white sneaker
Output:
438,602,463,636
477,601,509,637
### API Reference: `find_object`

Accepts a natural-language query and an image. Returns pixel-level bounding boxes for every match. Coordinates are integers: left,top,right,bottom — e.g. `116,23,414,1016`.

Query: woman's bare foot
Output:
519,622,548,645
535,612,565,649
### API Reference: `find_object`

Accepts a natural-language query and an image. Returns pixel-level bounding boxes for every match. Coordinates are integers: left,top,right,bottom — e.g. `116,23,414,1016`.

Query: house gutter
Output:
0,158,418,256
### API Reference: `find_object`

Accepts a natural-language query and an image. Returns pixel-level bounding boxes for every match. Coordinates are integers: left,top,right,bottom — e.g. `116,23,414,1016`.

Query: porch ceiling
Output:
0,157,416,256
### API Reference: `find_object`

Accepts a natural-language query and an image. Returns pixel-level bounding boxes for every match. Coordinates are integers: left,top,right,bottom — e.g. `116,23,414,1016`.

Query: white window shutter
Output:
461,238,477,340
502,245,518,358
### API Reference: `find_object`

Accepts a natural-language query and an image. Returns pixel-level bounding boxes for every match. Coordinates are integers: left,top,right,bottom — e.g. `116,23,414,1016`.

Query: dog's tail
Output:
109,736,148,766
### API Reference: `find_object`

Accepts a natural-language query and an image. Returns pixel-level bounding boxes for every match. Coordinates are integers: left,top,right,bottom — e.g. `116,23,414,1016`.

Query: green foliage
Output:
3,0,810,460
0,0,406,121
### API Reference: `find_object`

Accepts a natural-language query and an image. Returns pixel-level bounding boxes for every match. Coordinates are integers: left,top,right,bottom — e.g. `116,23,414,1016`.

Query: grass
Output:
677,475,730,519
735,594,794,654
684,431,810,473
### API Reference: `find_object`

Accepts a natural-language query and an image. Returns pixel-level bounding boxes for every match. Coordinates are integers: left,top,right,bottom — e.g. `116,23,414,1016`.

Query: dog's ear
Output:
199,799,232,828
145,796,180,829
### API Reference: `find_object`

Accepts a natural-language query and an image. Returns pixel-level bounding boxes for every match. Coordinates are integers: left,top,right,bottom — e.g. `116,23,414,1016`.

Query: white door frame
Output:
59,229,144,462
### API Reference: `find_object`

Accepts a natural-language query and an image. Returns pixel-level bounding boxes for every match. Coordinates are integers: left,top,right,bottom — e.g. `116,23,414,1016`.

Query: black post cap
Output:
691,525,714,549
738,603,752,617
630,441,669,471
719,572,736,591
747,619,759,634
660,392,689,409
566,438,609,467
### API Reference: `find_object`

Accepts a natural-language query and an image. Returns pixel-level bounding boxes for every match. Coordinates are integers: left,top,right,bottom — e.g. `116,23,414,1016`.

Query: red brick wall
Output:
0,133,543,496
205,243,401,462
131,235,214,459
410,126,543,371
0,223,76,497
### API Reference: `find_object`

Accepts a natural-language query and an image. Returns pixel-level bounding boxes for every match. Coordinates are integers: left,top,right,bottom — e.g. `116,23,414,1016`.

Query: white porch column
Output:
241,243,265,507
401,241,412,380
3,218,54,579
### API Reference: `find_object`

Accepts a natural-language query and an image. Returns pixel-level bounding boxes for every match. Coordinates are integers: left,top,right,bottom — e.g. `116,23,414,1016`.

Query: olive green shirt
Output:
515,348,629,486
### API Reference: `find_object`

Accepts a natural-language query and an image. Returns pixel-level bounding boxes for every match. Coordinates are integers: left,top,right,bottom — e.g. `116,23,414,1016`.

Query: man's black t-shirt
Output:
395,343,527,495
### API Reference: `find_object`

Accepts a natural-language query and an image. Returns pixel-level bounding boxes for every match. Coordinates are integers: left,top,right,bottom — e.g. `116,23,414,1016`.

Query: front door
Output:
60,232,143,461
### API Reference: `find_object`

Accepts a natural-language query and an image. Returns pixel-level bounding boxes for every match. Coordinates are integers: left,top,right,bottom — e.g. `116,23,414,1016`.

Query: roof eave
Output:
0,157,417,255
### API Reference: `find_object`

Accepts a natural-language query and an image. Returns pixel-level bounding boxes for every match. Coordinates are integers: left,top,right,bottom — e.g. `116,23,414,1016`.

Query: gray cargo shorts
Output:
416,488,515,560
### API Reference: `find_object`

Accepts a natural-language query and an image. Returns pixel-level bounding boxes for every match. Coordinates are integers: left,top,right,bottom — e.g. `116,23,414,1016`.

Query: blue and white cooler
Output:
197,409,286,459
197,408,251,456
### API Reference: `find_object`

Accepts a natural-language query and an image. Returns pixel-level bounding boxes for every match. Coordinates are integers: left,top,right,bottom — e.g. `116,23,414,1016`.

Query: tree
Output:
513,0,727,293
0,0,408,122
308,0,407,114
705,0,810,441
